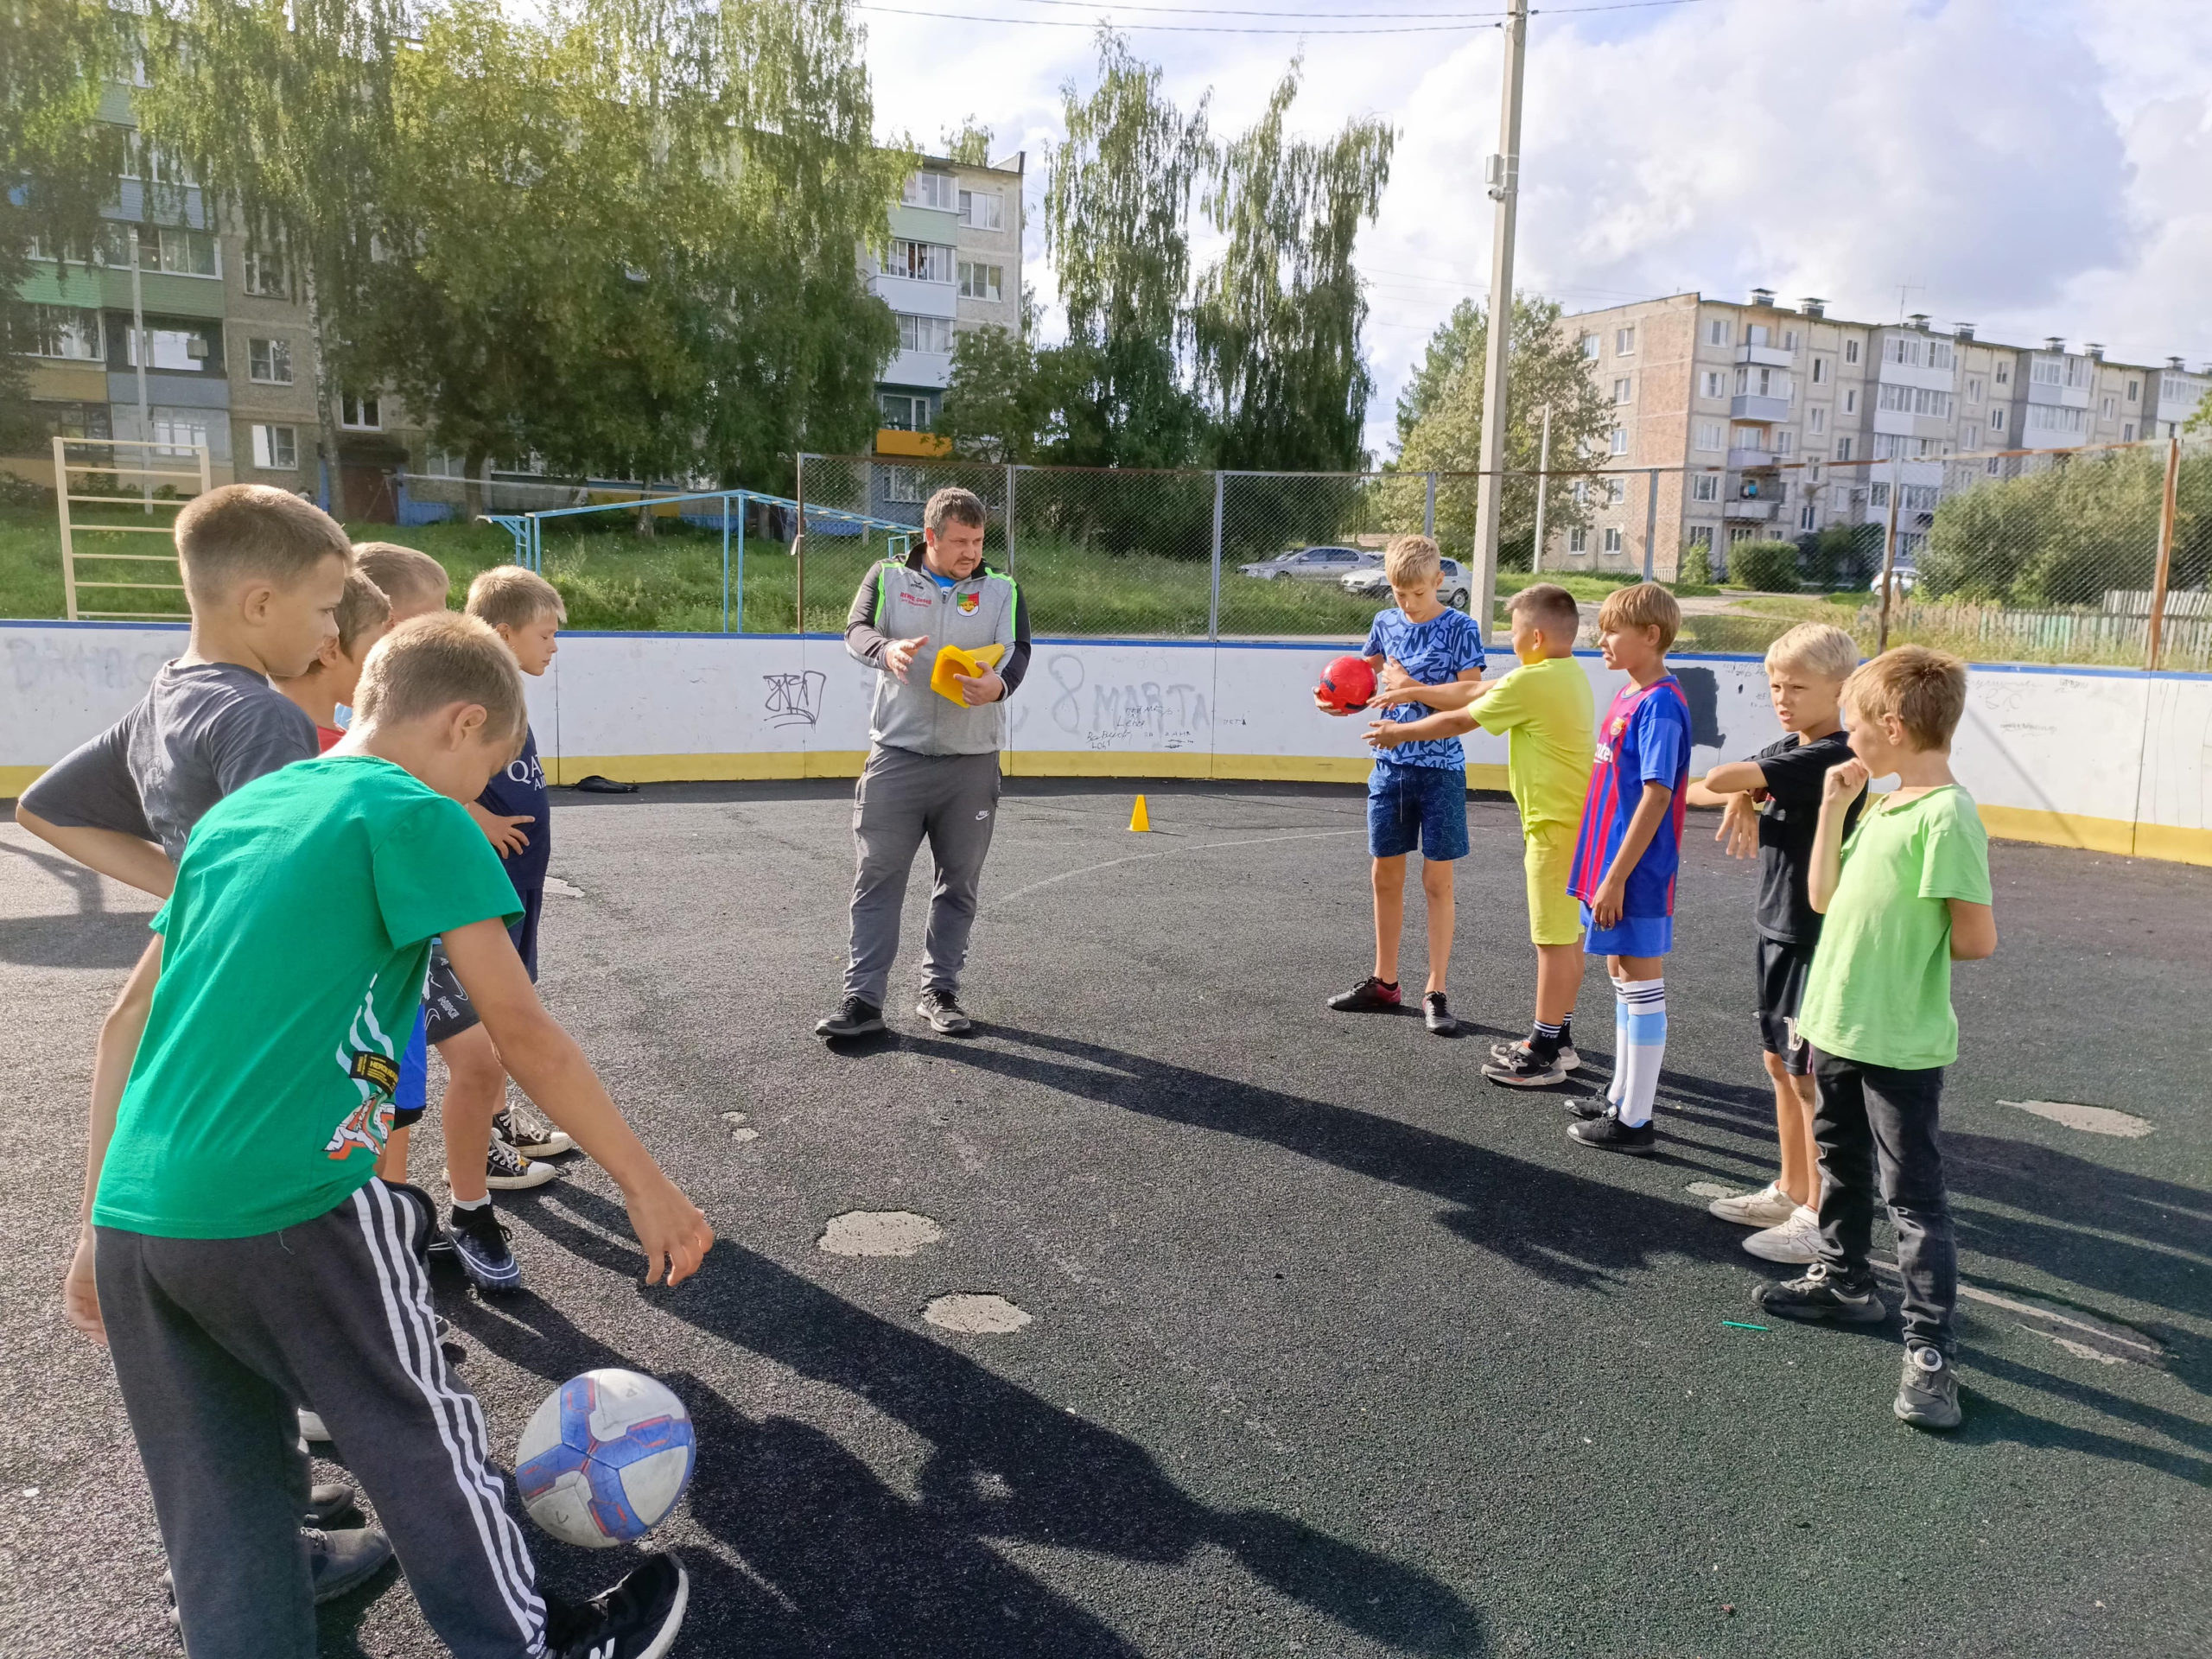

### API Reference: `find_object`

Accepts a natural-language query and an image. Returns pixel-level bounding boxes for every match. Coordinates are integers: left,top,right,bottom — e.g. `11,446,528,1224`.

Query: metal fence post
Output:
721,493,732,632
1642,467,1659,582
1530,408,1551,573
793,453,808,635
2147,434,2182,671
1423,472,1436,539
1005,462,1018,573
1208,470,1225,642
734,493,747,634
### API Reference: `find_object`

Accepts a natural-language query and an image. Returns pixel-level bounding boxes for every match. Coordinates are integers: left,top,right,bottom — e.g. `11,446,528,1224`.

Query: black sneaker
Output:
1754,1261,1888,1325
448,1202,523,1294
1328,976,1402,1014
1564,1094,1611,1120
1484,1040,1568,1087
917,987,973,1034
478,1137,557,1192
308,1527,395,1603
1567,1110,1656,1154
385,1179,452,1259
494,1104,575,1158
547,1553,690,1659
816,996,885,1039
1490,1035,1581,1073
1422,991,1456,1034
307,1483,361,1529
1893,1344,1963,1430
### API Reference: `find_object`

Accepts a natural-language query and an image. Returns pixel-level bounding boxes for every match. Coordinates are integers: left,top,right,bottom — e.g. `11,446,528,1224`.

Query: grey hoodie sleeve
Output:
998,584,1033,698
845,564,889,668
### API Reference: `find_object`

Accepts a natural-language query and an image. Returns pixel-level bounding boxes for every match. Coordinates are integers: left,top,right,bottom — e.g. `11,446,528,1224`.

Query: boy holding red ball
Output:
1315,534,1487,1033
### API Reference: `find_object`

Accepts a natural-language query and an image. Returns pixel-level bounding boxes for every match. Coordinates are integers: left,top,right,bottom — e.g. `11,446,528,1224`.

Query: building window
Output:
1872,433,1929,460
1772,430,1793,455
1965,376,1982,404
1567,527,1587,554
1691,473,1719,503
2026,403,2085,435
880,464,929,504
1929,342,1955,371
1603,526,1624,555
1728,524,1759,547
2126,378,2139,403
2063,358,2090,390
251,423,297,469
1989,407,2006,432
2123,423,2135,442
2031,357,2063,387
903,171,957,211
1877,385,1953,419
1730,423,1764,450
1782,329,1800,353
1606,479,1626,505
242,248,288,297
1902,484,1939,512
247,337,293,385
149,412,210,456
1580,334,1599,359
1870,481,1890,507
2101,396,2116,418
895,313,953,355
1844,338,1860,365
879,391,934,431
1835,436,1853,461
1615,327,1636,355
1811,357,1827,385
1700,371,1726,398
1694,420,1723,452
1736,365,1789,398
1808,406,1827,435
124,325,215,372
1609,426,1628,456
1799,503,1816,531
886,238,955,283
1613,377,1632,404
1707,319,1731,346
1842,388,1858,415
1897,531,1927,560
957,188,1003,230
1686,524,1714,552
10,304,102,359
340,393,380,430
103,223,219,277
957,262,1003,302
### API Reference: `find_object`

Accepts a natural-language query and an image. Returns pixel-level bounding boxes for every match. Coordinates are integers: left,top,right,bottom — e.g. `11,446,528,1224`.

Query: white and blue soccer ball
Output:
514,1369,696,1548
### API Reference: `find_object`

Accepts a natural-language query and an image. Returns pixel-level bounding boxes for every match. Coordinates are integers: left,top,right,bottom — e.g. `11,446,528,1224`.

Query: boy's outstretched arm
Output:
1590,783,1674,928
64,935,165,1344
441,919,715,1287
16,806,175,899
1364,707,1478,748
1373,660,1485,711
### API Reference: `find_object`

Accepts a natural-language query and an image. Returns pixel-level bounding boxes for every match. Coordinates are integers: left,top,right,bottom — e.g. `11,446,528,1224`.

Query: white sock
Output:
451,1194,490,1212
1616,977,1667,1128
1606,977,1630,1106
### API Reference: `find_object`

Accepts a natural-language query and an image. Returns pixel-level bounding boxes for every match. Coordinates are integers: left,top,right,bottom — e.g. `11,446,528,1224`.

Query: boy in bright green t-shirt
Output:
1753,646,1997,1434
65,614,715,1659
1367,582,1596,1084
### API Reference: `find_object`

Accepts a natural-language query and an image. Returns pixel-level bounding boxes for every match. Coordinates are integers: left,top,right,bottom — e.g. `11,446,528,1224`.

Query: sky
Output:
856,0,2212,460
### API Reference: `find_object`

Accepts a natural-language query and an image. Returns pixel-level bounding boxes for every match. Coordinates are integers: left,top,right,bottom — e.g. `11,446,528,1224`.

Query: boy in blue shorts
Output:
1317,534,1486,1033
1565,582,1692,1154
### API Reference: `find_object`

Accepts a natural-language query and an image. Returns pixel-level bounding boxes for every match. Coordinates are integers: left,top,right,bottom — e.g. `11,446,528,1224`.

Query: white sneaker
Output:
1707,1180,1799,1229
1744,1204,1824,1264
298,1408,331,1443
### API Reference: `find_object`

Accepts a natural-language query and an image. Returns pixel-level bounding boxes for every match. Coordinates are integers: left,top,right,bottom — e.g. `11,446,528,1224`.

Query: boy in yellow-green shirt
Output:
1366,582,1595,1083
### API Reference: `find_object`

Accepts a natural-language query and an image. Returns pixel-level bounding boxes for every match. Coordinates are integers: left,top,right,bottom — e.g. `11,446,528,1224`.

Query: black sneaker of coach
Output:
815,996,886,1039
1422,991,1456,1034
547,1554,690,1659
448,1203,523,1294
1327,976,1402,1014
1567,1110,1656,1154
1893,1344,1963,1430
493,1105,575,1159
1753,1261,1889,1325
916,988,973,1035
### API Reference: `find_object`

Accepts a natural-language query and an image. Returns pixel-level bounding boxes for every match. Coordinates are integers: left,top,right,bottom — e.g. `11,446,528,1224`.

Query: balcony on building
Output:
1726,444,1776,469
1730,394,1790,423
1735,340,1795,368
1722,498,1778,522
875,429,951,458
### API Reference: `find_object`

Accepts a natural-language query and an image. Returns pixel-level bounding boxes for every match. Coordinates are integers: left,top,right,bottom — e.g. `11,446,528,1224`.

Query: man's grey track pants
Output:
842,744,1001,1009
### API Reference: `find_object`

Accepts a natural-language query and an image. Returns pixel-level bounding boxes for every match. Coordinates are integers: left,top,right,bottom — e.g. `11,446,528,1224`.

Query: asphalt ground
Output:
2,779,2207,1659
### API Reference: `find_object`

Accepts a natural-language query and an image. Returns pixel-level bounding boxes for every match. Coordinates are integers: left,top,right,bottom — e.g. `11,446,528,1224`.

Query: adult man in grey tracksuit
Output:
817,486,1032,1039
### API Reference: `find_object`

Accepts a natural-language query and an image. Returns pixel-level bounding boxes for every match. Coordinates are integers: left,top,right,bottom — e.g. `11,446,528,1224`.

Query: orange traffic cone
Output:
1128,795,1151,833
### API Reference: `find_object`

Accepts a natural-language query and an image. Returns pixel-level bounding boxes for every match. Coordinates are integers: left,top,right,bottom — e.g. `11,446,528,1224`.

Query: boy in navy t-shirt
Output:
1566,583,1692,1154
1316,536,1487,1033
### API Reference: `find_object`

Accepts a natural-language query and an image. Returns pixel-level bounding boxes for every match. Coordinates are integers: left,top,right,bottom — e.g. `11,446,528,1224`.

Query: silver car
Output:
1342,556,1473,612
1237,544,1379,582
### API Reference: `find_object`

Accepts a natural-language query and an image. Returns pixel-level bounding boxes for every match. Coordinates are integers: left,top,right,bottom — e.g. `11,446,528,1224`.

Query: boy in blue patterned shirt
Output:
1317,535,1487,1033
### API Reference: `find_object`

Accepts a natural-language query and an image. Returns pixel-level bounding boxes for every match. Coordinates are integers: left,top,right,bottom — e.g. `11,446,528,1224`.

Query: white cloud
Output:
859,0,2212,457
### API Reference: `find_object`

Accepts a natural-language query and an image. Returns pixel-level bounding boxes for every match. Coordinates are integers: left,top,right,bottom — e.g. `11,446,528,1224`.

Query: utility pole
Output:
130,225,150,510
1470,0,1529,648
1529,404,1552,573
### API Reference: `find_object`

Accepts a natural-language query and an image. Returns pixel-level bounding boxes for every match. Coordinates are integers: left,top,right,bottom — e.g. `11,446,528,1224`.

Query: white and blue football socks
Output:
1614,977,1667,1127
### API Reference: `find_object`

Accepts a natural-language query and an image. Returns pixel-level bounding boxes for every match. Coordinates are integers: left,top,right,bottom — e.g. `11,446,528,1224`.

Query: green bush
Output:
1677,538,1713,585
1727,538,1800,592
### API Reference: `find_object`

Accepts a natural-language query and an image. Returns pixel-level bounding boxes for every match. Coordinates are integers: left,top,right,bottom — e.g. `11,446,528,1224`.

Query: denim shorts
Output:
1368,763,1470,861
1580,903,1673,958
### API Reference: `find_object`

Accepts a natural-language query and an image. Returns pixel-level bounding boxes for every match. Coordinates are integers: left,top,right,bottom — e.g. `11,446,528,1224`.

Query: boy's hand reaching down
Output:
63,1229,105,1344
622,1174,715,1287
467,801,534,855
1717,791,1760,858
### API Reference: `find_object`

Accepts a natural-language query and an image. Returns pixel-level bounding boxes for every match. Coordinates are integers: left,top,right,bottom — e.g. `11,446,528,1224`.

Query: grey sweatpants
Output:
843,744,1001,1007
97,1179,546,1659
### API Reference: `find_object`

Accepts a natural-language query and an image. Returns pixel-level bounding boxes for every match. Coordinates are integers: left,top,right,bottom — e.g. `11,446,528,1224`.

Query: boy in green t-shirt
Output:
63,614,715,1659
1367,582,1596,1084
1754,646,1997,1433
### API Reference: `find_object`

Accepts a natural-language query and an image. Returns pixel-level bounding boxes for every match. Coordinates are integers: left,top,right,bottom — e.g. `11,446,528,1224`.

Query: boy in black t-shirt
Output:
1687,624,1864,1263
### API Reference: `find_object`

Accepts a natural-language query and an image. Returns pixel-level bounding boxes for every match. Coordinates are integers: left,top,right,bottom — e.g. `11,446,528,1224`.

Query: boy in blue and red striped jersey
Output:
1565,582,1693,1154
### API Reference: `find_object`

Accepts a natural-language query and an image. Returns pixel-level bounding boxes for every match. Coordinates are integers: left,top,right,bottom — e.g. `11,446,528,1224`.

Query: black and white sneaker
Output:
1422,992,1456,1034
448,1203,523,1294
917,987,973,1034
494,1105,575,1159
816,996,885,1039
547,1553,690,1659
1564,1094,1611,1120
1893,1344,1963,1430
1489,1036,1580,1073
1754,1261,1888,1325
1483,1040,1568,1088
1567,1110,1656,1154
475,1137,557,1192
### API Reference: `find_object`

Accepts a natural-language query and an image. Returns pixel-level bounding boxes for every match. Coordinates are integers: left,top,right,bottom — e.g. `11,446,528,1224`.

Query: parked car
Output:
1237,544,1379,582
1870,565,1920,597
1342,556,1473,613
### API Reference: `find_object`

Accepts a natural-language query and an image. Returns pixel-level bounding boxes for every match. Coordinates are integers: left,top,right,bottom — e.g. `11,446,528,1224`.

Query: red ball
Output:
1317,654,1376,713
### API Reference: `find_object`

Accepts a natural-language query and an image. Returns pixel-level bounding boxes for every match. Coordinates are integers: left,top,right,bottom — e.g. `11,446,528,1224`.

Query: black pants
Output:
97,1179,546,1658
1810,1048,1957,1355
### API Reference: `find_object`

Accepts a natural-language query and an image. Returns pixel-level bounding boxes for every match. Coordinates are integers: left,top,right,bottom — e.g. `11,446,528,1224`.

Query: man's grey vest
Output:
858,561,1020,755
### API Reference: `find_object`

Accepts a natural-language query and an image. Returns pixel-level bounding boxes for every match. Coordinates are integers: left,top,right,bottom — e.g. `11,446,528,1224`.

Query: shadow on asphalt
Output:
466,1185,1485,1657
0,836,153,968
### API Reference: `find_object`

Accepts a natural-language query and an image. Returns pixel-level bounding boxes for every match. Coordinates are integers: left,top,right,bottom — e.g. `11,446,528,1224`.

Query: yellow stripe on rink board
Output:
1974,803,2140,859
2132,821,2212,868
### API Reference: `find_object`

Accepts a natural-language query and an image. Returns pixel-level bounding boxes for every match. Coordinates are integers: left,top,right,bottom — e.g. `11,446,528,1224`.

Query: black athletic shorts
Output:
423,939,482,1046
1755,935,1817,1075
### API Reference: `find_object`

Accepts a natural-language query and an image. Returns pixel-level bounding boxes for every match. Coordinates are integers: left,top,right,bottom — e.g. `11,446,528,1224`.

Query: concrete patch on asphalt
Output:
1998,1099,2153,1138
924,1293,1033,1334
543,874,587,898
1686,1182,1738,1200
1957,1282,2166,1368
819,1210,944,1256
720,1110,758,1143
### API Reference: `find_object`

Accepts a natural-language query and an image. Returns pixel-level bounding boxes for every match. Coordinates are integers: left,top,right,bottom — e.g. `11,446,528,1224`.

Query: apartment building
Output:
867,150,1024,467
1548,288,2209,580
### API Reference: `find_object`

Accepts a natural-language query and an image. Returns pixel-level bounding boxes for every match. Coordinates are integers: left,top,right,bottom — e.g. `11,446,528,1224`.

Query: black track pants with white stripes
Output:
97,1179,548,1658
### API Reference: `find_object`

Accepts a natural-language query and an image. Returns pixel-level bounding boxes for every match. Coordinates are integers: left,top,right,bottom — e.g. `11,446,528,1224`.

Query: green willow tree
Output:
1192,63,1390,473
